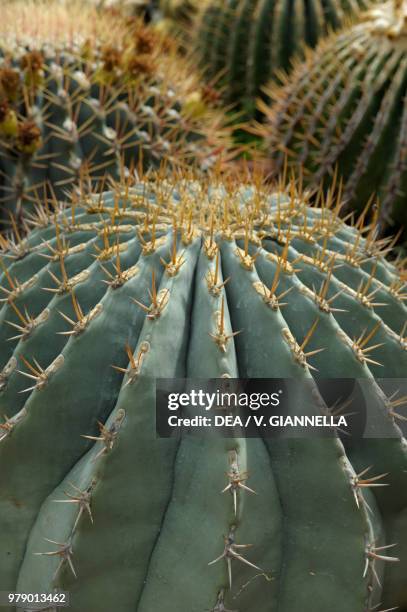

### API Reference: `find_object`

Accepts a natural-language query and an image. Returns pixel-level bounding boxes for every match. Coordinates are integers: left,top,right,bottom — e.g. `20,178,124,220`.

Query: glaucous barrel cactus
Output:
260,0,407,234
193,0,373,119
0,1,229,226
0,173,406,611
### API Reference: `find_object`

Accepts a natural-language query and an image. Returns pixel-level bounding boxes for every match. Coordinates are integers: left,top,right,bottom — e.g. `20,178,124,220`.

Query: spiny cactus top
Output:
261,0,407,234
0,173,406,611
0,1,229,226
193,0,373,119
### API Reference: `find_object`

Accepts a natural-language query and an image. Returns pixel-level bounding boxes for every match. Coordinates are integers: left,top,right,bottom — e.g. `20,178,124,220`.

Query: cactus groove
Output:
0,175,406,611
261,0,407,233
193,0,373,119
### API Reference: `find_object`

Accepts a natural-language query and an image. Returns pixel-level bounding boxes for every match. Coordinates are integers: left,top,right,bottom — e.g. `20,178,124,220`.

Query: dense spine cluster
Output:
193,0,372,119
261,0,407,233
0,175,405,610
0,2,229,227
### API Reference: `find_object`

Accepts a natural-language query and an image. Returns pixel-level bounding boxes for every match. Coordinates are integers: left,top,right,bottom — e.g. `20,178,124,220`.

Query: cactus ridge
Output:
0,1,230,227
0,174,405,610
193,0,373,119
260,0,407,232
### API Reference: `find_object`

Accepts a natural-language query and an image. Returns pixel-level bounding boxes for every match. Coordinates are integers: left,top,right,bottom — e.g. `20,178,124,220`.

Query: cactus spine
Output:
0,174,406,610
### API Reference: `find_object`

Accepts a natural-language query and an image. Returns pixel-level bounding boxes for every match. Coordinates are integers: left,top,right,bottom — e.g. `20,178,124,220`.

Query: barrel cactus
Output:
193,0,374,119
0,173,406,611
0,1,229,226
260,0,407,234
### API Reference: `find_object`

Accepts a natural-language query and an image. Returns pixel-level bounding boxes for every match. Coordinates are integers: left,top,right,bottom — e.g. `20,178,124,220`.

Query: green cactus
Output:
0,1,229,227
0,174,406,611
193,0,373,120
260,0,407,235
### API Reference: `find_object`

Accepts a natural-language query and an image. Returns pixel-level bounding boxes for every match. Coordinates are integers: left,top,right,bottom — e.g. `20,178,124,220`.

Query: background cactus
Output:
158,0,201,30
259,0,407,235
193,0,374,120
0,1,229,227
0,174,406,611
146,0,202,53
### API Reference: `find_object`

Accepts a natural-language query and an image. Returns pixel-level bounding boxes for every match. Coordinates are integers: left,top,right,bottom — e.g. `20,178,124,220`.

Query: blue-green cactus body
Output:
0,179,405,611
